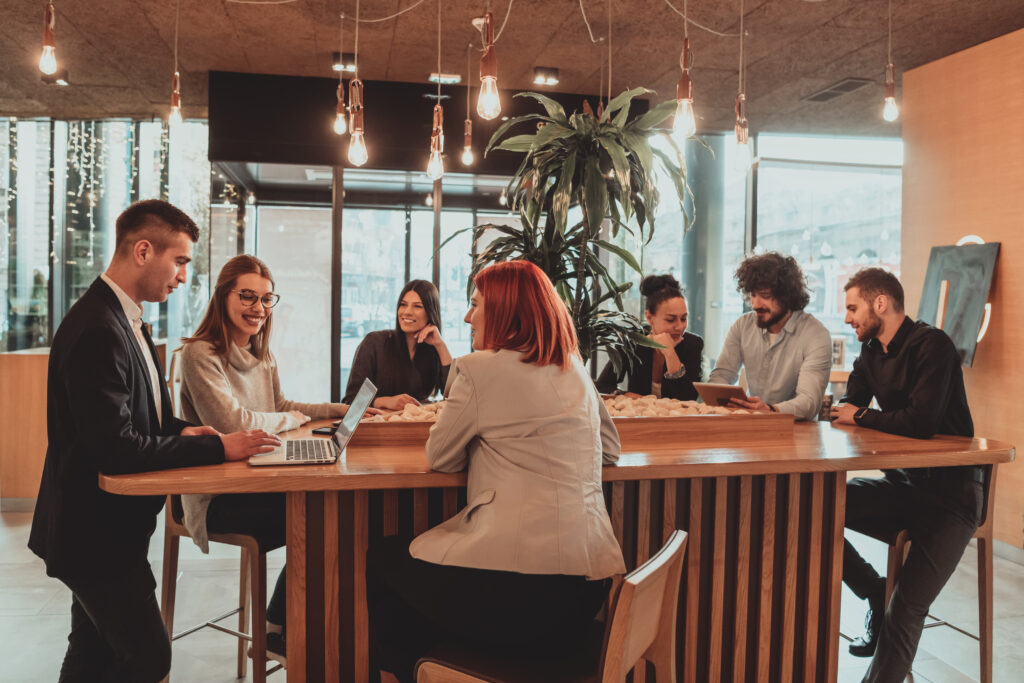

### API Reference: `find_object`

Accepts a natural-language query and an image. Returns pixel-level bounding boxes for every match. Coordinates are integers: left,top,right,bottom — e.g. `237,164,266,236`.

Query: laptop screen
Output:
332,378,378,450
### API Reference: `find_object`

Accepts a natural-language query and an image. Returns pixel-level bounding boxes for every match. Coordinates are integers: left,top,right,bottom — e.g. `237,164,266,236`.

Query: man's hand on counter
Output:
221,430,282,461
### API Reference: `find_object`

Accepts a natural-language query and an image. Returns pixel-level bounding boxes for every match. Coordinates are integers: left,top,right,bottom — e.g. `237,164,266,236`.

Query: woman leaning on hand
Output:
366,260,625,683
596,273,704,400
343,279,451,411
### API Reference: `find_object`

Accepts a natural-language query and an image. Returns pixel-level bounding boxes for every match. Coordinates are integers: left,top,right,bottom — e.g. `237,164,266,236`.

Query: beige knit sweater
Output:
178,340,346,551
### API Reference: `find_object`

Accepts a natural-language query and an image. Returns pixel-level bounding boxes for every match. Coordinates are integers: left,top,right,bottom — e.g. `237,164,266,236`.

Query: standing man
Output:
709,252,831,420
832,267,981,682
29,200,281,682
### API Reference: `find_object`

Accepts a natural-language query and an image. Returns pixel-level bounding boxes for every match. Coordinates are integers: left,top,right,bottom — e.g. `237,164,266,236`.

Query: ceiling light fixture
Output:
532,66,559,86
883,0,899,122
347,0,368,166
426,0,445,180
41,68,70,86
462,44,475,167
39,1,57,75
474,11,500,119
333,13,347,136
169,0,183,126
332,51,357,73
673,1,696,140
733,0,752,170
429,73,462,85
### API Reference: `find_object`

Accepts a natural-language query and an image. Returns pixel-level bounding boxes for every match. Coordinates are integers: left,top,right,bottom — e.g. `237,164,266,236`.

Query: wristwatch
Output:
854,406,869,422
663,364,686,380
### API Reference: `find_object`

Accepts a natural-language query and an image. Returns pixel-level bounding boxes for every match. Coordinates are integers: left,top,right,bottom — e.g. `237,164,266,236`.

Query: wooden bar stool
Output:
160,495,282,682
414,530,688,683
852,465,997,683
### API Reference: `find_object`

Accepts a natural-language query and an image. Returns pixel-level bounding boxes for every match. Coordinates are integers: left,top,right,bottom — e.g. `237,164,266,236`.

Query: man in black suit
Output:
29,199,281,682
831,268,981,683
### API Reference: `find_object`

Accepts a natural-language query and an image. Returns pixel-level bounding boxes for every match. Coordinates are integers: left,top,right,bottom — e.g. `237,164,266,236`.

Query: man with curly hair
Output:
708,251,831,421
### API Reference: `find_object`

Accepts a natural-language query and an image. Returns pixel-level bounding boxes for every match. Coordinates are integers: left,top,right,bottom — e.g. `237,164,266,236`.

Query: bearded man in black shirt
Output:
830,267,983,683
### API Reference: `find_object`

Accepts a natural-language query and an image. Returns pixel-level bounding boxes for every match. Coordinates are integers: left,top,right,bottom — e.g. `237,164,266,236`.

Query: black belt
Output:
904,465,985,484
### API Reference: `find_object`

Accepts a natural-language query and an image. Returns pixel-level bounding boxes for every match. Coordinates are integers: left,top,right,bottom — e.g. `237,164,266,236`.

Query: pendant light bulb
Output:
169,70,183,126
426,150,444,180
732,93,752,173
475,13,501,120
334,84,347,135
347,78,367,166
348,131,368,166
461,118,474,166
40,2,57,75
461,146,475,166
882,63,899,122
673,38,696,139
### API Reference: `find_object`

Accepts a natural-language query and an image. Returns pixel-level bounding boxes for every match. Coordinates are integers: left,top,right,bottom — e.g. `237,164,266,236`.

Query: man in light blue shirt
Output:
709,252,831,421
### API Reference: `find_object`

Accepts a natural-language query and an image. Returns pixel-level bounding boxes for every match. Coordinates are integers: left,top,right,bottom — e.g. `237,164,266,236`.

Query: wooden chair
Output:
160,495,281,682
166,347,182,417
852,465,997,683
414,529,688,683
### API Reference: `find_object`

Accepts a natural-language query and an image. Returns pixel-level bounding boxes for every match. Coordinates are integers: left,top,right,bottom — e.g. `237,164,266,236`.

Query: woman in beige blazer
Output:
367,260,625,682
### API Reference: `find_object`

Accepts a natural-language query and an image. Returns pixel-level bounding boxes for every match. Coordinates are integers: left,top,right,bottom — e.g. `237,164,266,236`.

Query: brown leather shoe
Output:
848,593,884,657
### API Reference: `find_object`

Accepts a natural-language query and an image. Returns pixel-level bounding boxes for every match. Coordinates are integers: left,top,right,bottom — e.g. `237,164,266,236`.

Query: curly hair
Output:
639,273,685,315
734,252,810,312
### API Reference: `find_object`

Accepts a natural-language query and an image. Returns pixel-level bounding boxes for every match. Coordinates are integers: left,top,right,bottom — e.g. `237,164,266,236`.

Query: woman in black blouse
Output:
343,280,452,410
596,274,703,400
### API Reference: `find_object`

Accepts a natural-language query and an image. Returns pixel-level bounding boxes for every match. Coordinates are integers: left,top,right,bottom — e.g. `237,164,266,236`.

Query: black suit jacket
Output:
595,332,704,401
29,278,223,581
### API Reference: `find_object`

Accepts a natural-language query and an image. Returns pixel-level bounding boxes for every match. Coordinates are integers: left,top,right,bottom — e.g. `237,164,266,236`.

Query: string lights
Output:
347,0,368,166
169,0,183,126
673,0,696,140
883,0,899,122
474,11,500,119
334,13,347,135
425,0,445,180
461,44,475,166
39,1,57,75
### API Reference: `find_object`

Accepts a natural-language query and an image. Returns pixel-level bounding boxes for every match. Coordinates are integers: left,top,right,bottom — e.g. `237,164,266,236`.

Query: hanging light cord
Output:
354,0,359,72
436,0,441,101
466,43,472,119
606,0,612,102
887,0,893,64
738,0,745,95
578,0,604,44
338,12,344,83
663,0,741,38
173,0,180,73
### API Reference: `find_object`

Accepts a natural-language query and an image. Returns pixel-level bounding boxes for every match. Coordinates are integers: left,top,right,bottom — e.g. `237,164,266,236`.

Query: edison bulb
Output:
333,112,347,135
39,46,57,75
672,98,697,139
461,146,474,166
169,106,183,127
426,149,444,180
477,76,501,120
882,96,899,122
498,188,507,206
348,131,368,166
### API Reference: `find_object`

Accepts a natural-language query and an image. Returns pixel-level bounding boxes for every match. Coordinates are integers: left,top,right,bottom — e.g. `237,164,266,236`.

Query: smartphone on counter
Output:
312,426,336,436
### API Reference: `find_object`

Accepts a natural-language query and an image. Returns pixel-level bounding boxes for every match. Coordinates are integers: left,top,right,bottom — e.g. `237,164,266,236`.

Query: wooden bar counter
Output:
99,421,1013,683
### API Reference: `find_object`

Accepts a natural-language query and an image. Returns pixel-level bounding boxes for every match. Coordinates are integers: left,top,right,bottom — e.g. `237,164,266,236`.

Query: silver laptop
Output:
249,379,377,466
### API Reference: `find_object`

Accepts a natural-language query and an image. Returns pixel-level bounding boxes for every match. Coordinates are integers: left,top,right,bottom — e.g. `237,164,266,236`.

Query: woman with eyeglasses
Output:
177,254,354,664
343,279,452,411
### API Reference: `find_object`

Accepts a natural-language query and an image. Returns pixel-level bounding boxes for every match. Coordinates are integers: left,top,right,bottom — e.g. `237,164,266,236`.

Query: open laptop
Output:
249,378,377,466
693,382,748,407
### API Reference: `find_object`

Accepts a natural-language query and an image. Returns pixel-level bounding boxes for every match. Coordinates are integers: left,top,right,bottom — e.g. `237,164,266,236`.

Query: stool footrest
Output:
171,607,244,641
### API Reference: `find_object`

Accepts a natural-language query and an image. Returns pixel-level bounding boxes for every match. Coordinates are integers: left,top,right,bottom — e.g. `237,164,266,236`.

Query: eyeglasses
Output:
231,289,281,309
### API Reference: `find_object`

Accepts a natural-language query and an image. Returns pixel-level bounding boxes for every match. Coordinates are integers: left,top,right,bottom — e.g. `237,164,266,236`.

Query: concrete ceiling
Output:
1,0,1022,136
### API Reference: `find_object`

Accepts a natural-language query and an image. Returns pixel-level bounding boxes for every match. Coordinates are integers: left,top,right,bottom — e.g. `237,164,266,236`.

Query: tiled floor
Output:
2,511,1023,682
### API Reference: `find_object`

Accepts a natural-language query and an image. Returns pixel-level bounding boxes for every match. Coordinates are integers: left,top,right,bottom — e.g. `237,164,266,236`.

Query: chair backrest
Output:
600,530,688,682
168,346,183,417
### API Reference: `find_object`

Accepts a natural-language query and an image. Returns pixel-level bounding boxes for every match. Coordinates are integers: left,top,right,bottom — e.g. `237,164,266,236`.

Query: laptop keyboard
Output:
285,439,334,462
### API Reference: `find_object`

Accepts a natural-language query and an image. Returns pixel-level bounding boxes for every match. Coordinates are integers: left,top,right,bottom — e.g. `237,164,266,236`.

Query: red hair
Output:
474,260,578,369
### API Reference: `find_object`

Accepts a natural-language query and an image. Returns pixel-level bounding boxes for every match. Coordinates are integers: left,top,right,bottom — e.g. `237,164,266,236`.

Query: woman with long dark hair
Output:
366,261,624,682
178,254,354,664
596,273,704,400
343,279,452,410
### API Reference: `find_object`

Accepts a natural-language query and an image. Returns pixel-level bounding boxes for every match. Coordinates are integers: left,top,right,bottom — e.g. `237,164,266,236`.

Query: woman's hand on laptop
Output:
221,429,282,461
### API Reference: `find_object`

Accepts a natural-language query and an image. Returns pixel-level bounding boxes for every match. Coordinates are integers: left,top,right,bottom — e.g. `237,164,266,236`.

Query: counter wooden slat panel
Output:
733,475,753,680
804,472,825,682
757,476,777,682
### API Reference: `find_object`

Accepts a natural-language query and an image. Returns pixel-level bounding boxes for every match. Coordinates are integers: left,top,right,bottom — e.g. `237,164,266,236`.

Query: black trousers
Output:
366,536,610,683
206,492,288,626
843,470,983,683
58,564,170,683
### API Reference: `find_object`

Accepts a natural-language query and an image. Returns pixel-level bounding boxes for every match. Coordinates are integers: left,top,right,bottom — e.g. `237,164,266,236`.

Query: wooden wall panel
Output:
901,28,1024,545
0,350,49,501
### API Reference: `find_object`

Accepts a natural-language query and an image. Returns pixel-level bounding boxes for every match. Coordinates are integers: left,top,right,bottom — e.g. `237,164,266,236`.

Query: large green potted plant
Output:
459,87,692,376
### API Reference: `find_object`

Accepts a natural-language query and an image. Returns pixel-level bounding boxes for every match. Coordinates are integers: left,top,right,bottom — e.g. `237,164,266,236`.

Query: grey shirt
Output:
708,310,832,421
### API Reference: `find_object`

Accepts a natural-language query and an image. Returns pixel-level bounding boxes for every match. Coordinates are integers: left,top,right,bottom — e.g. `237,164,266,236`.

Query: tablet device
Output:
693,382,749,407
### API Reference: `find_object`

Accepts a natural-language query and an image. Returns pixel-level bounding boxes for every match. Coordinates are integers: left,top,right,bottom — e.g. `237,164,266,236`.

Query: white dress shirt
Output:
100,273,163,426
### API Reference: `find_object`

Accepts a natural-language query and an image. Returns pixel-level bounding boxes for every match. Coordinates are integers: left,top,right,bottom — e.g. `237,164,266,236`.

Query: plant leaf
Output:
493,134,540,153
593,239,642,274
514,91,570,124
600,86,652,124
484,113,551,155
625,99,677,132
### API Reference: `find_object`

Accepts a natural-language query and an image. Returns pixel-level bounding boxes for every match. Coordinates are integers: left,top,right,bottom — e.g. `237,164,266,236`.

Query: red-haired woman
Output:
366,260,625,682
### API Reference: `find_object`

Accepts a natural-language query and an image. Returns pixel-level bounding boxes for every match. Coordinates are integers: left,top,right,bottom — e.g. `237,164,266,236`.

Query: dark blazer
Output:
595,332,704,401
343,329,450,404
29,278,223,581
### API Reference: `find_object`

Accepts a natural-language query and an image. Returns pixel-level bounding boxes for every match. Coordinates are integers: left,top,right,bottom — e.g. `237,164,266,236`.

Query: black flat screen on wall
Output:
208,70,646,173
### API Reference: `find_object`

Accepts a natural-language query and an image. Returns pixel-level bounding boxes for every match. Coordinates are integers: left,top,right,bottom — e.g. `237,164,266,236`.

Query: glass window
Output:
438,210,475,359
754,134,902,367
256,206,333,402
409,208,434,283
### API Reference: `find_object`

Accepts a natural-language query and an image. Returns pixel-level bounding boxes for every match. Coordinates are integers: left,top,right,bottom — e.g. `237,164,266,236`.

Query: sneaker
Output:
848,592,884,658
